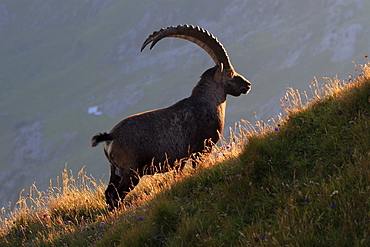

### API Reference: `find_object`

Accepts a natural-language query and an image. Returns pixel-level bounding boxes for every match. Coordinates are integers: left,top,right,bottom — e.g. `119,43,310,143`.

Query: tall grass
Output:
0,166,109,246
1,61,369,246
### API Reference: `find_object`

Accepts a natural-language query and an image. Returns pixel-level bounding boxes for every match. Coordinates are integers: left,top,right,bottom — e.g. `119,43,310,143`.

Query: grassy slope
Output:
1,63,369,246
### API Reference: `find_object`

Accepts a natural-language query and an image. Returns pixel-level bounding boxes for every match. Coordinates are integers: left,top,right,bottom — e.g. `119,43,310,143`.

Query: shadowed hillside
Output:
1,62,369,246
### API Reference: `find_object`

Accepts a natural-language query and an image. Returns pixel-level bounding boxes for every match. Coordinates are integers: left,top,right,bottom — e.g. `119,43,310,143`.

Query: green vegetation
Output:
1,62,369,246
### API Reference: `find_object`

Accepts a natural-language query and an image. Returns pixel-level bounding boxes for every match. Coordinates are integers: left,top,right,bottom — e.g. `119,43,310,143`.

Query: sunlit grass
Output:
0,166,110,246
1,60,369,246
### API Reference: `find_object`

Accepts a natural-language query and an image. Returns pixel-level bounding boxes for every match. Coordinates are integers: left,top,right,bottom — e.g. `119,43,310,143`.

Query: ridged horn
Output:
141,24,232,70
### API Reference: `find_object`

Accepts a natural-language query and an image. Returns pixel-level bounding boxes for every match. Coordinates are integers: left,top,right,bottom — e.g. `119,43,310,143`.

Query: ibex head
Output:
141,24,251,97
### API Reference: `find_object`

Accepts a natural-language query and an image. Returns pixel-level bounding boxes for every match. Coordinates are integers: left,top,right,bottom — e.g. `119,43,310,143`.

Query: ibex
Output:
91,25,251,209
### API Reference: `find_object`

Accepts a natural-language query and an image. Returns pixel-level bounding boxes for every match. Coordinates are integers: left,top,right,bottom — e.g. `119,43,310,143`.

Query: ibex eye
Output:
228,73,233,78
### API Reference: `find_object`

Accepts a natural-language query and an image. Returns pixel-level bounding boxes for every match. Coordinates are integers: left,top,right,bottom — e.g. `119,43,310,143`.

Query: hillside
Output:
1,0,370,208
1,63,369,246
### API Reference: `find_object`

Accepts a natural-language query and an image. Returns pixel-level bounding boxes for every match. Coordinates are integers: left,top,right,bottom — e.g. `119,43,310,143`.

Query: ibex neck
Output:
191,80,227,106
191,81,227,133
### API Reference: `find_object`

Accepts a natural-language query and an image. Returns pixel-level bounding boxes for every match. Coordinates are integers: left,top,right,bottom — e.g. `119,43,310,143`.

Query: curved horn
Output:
141,24,232,70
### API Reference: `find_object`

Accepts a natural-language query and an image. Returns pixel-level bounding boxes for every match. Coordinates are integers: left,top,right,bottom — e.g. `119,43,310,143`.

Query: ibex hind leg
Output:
116,171,140,202
105,166,140,210
105,164,122,210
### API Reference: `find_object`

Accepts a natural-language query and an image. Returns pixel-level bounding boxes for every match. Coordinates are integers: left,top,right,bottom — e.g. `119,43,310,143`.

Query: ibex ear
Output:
215,63,224,81
219,63,224,73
